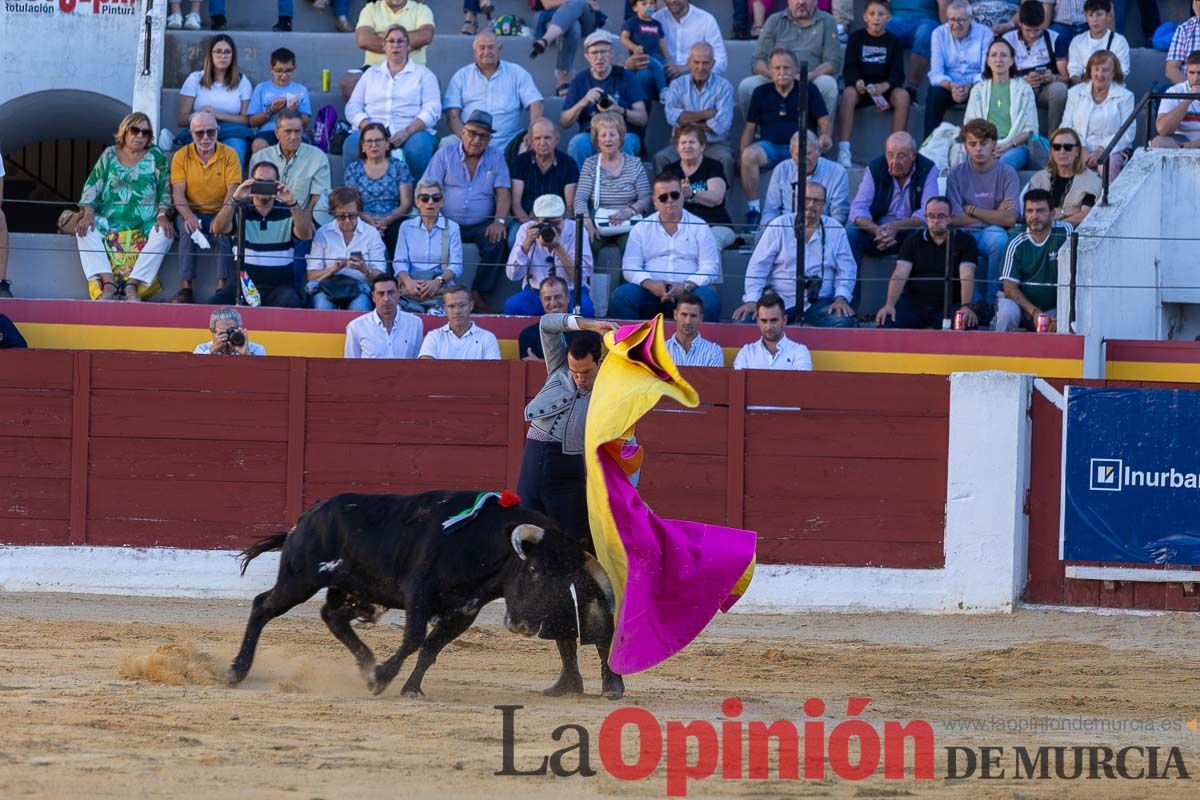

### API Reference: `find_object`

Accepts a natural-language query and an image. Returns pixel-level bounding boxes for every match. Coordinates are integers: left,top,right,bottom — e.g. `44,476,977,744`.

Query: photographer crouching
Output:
194,307,266,356
504,194,594,316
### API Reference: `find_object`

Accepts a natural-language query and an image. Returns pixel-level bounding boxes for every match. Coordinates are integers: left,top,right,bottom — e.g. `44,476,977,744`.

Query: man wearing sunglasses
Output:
170,110,241,303
611,173,721,322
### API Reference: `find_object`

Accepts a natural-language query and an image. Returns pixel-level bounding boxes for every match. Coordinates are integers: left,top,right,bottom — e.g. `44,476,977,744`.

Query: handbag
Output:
591,156,640,238
319,273,362,303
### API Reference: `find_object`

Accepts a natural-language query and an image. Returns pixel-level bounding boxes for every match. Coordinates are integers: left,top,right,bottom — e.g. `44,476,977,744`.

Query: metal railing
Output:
1099,90,1200,207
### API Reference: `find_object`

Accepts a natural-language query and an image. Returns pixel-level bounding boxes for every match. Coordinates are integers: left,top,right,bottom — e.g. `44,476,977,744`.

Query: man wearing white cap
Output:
504,194,594,317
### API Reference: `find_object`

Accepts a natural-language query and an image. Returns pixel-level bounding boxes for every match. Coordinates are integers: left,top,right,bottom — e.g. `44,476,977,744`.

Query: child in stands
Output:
248,48,314,155
837,0,910,168
620,0,671,102
1067,0,1131,85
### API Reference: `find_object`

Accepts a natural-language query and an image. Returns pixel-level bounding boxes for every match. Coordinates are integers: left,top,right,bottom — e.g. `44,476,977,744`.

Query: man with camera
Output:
505,194,593,317
559,31,649,167
193,307,266,356
210,162,314,307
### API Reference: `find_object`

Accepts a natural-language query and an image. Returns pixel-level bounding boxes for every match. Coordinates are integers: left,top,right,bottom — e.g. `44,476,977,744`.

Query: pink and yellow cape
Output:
585,315,757,674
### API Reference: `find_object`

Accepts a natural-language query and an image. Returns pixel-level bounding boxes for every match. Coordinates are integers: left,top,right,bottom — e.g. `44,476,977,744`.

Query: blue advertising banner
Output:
1062,386,1200,565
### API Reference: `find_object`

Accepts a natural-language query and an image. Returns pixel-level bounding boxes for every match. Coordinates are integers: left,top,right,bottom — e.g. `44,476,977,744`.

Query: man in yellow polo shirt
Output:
170,111,241,304
339,0,436,100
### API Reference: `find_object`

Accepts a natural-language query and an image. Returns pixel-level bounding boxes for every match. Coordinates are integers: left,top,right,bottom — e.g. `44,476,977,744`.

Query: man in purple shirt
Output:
422,111,512,311
847,131,940,266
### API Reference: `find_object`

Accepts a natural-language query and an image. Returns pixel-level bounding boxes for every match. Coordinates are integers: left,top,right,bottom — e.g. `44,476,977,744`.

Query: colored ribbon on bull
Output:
584,315,757,674
442,490,521,533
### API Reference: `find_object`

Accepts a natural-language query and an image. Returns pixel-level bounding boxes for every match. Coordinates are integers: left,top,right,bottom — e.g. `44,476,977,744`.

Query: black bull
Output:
228,491,625,699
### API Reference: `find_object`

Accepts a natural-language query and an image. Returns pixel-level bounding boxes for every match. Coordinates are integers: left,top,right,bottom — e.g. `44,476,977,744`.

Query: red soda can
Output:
953,308,968,330
1036,313,1051,332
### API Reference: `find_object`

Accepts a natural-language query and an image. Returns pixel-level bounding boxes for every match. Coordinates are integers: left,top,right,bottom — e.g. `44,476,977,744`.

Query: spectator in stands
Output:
344,122,413,258
530,0,602,97
248,49,312,156
1022,127,1101,225
209,162,312,307
741,48,833,229
653,43,736,182
342,0,436,98
0,314,26,348
560,32,650,167
875,195,980,328
574,113,652,249
763,130,851,229
1067,0,1129,85
1047,0,1088,40
733,294,813,371
965,38,1038,169
735,180,857,327
973,0,1019,32
837,0,911,169
0,152,7,298
924,1,992,138
738,0,843,119
1063,51,1134,177
511,119,580,246
344,25,441,183
1166,4,1200,85
306,186,387,310
1002,1,1069,135
666,292,726,367
1153,51,1200,150
461,1,495,35
654,0,729,79
612,172,722,321
171,110,240,304
947,118,1020,301
847,130,939,266
517,276,574,359
394,179,465,313
249,109,332,226
444,31,544,154
419,284,502,359
76,112,173,302
166,1,294,32
344,273,425,359
506,194,593,316
620,0,672,103
194,307,265,356
422,111,510,312
165,1,203,31
886,0,944,91
996,188,1070,330
664,125,738,251
174,34,253,168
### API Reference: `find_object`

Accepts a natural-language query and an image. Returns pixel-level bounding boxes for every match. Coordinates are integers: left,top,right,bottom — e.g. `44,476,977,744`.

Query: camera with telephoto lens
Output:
537,221,557,243
226,328,247,348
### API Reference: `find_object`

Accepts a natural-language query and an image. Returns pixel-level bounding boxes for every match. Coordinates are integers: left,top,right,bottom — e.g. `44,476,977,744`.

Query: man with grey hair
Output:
193,308,266,356
762,129,850,230
924,0,991,137
443,30,544,153
652,42,736,182
847,131,940,265
736,0,842,122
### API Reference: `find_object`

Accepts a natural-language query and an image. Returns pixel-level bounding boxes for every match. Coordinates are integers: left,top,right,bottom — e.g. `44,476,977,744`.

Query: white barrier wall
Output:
0,372,1036,614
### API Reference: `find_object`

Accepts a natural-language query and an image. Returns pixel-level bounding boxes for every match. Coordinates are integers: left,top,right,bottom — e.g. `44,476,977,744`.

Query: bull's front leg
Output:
544,639,585,696
367,599,429,696
399,609,478,698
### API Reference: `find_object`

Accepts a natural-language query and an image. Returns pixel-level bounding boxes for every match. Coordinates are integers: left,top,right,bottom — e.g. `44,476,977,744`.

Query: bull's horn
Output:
510,524,546,560
582,553,615,610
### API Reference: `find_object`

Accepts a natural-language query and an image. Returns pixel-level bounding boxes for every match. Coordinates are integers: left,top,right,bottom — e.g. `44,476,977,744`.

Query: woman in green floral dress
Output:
75,111,174,301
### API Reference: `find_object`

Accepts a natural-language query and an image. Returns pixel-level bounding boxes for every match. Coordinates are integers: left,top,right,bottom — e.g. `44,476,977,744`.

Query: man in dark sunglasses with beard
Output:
608,172,722,321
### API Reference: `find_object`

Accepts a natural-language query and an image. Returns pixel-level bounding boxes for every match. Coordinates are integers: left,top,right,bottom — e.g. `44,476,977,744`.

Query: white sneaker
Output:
183,12,201,30
165,12,182,29
158,128,175,152
837,148,853,169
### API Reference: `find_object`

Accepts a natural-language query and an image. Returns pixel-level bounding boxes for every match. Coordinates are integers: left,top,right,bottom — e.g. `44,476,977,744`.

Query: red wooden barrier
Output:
0,351,950,568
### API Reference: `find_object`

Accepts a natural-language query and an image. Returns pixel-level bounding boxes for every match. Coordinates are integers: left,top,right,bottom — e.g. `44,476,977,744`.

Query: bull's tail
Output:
238,533,290,576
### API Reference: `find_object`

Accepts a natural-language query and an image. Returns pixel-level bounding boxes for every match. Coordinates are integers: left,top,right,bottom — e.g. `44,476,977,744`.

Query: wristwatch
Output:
495,217,507,225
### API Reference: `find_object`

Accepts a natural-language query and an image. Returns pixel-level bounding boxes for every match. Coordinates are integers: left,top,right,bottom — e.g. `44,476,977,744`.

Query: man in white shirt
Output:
344,273,424,358
610,173,722,322
652,43,736,181
193,307,267,356
418,284,501,360
733,294,813,371
652,0,728,78
733,180,858,327
443,30,544,152
505,193,593,316
1152,52,1200,149
665,293,725,367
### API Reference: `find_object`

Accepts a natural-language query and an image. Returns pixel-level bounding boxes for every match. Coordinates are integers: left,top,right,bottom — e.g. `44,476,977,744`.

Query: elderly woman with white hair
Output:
392,178,464,313
505,193,594,316
923,0,993,138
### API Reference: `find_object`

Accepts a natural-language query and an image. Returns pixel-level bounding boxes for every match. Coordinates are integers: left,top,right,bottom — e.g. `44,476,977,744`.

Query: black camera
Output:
226,328,247,348
537,221,557,243
596,92,614,110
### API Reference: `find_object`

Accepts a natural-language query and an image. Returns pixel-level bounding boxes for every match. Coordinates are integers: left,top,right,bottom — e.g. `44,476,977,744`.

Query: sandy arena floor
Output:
1,593,1198,798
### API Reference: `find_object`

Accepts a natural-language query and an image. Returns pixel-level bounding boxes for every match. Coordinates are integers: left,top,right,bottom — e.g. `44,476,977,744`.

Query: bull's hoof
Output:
602,677,625,700
367,667,389,696
357,661,376,681
226,667,245,687
543,674,585,697
400,686,424,698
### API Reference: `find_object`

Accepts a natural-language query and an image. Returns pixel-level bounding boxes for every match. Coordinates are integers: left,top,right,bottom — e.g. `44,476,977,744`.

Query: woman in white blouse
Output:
1061,50,1135,181
174,34,253,168
964,38,1038,170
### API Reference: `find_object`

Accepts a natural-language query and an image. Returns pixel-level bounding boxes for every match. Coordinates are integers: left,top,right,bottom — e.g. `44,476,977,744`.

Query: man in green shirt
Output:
996,188,1071,331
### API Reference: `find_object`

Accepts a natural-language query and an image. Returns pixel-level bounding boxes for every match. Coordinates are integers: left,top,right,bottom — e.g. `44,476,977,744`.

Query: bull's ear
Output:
582,553,615,611
510,523,546,561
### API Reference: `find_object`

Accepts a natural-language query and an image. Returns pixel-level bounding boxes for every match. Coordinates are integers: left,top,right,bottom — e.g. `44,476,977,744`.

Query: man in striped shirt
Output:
665,292,725,367
1152,51,1200,149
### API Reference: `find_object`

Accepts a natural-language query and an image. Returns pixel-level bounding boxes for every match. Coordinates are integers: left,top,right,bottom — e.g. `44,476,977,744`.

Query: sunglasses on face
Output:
1051,142,1077,151
334,212,359,220
418,194,443,203
129,127,151,136
656,191,681,202
192,128,218,139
